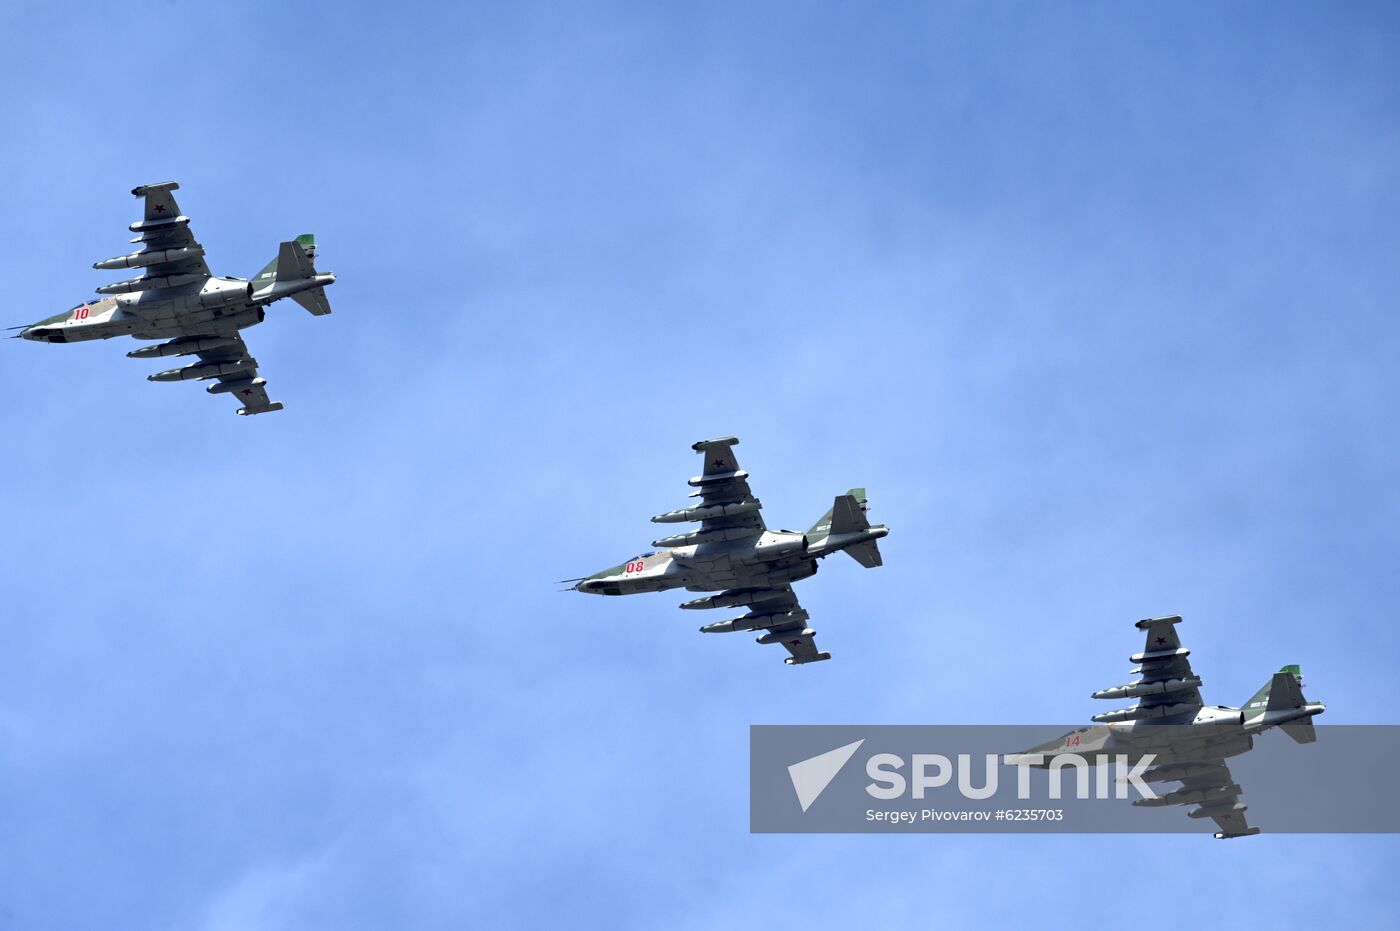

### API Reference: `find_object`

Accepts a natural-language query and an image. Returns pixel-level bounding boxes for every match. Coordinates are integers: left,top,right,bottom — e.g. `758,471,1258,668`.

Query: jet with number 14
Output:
1013,615,1325,838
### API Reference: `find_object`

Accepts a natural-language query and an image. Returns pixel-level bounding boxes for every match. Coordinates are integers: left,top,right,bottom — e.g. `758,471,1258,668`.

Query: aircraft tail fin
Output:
830,488,871,535
1243,664,1310,725
274,234,318,280
808,489,881,567
808,488,870,535
1264,665,1308,712
252,235,333,315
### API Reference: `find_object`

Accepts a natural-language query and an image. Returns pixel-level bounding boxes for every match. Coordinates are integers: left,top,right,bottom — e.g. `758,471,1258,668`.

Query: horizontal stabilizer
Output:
290,286,333,316
1281,720,1317,744
845,539,883,568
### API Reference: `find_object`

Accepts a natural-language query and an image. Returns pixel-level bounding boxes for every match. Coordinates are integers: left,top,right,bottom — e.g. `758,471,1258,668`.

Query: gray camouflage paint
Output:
574,437,889,666
1013,615,1325,838
18,182,335,415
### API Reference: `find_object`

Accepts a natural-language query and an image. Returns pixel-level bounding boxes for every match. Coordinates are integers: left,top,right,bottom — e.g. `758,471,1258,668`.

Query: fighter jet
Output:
14,182,334,415
571,436,889,665
1016,615,1325,838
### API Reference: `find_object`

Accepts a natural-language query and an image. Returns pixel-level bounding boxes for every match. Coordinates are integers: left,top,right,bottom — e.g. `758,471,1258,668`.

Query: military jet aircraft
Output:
571,436,889,665
14,181,334,415
1015,615,1325,838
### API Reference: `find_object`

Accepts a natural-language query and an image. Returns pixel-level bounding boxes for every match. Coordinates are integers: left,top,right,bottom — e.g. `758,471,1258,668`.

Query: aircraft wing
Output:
1134,758,1258,838
1180,762,1258,839
193,333,283,416
124,182,211,278
1130,615,1204,713
700,586,830,665
687,437,767,534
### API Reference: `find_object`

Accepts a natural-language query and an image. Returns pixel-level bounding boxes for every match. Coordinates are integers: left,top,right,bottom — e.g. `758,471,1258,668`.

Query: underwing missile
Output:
148,359,254,382
94,245,205,270
127,335,240,359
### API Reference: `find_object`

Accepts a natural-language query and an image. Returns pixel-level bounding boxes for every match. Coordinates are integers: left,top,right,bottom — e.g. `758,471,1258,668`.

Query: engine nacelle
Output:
220,307,267,329
764,560,818,586
199,280,254,308
1205,733,1253,761
736,534,806,565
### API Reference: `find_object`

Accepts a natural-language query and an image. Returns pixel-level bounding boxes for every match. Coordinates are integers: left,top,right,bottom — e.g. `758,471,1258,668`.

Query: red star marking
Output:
241,388,253,396
1155,636,1167,645
153,203,166,213
713,458,725,468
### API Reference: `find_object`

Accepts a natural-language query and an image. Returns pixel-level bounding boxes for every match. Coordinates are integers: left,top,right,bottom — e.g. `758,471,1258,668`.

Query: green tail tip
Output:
1281,664,1302,676
295,234,315,246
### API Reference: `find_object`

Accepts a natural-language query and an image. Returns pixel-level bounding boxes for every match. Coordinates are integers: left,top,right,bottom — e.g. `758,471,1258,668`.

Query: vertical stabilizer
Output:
1243,665,1315,738
252,235,333,315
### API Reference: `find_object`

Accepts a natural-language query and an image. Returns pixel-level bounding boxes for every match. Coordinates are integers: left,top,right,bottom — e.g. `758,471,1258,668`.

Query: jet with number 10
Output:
571,436,889,665
15,181,334,415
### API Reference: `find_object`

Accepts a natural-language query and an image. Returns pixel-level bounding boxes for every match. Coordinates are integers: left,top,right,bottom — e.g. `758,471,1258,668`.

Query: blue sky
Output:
2,1,1398,927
